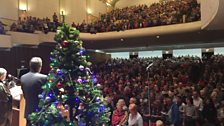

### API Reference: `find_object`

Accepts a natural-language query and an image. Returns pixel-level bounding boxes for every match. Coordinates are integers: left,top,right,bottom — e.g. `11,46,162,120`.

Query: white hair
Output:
0,68,7,79
0,68,7,76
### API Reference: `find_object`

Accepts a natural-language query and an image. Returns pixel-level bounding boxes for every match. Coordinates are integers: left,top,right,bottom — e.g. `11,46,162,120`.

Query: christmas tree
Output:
29,24,110,126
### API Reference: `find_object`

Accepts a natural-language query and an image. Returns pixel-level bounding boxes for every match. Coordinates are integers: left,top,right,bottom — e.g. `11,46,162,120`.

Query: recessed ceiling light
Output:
156,35,160,39
121,38,124,41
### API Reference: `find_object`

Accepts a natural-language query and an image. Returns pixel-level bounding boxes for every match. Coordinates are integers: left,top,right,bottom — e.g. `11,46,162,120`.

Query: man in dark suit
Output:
21,57,47,126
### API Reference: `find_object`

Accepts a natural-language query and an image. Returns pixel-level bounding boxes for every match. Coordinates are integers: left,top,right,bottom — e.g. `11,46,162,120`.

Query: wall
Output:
87,51,111,63
28,0,60,20
60,0,87,24
0,35,12,48
201,0,224,30
8,31,40,45
0,0,18,20
202,0,224,30
87,0,107,17
115,0,160,8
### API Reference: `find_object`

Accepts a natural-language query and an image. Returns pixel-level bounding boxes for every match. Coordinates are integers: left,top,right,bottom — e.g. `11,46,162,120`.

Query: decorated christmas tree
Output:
29,24,110,126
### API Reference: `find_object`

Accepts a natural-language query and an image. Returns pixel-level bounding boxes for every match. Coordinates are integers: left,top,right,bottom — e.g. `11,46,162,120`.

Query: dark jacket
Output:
0,81,12,126
21,72,47,119
168,102,181,126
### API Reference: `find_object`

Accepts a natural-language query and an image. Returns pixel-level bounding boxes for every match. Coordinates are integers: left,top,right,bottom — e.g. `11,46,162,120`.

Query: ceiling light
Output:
19,3,27,11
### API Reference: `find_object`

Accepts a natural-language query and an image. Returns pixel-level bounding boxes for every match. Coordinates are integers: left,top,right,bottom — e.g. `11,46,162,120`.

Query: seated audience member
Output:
0,68,12,126
112,99,128,126
10,22,17,31
0,21,6,34
128,103,143,126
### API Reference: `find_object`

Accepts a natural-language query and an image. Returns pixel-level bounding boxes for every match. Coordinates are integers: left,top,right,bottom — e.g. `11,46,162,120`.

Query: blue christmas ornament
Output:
93,78,97,83
50,57,54,61
56,69,63,75
88,112,93,116
74,97,80,102
79,48,85,55
48,92,54,97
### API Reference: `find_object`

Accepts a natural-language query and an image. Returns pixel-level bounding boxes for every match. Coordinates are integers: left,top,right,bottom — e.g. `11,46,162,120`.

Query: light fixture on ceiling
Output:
156,35,160,39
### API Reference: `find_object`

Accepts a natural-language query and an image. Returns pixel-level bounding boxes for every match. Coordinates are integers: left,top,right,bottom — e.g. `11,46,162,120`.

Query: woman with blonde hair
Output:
112,99,128,126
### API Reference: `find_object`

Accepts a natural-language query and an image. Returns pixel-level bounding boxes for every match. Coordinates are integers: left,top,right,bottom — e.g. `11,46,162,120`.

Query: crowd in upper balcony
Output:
76,0,200,33
94,55,224,126
1,0,200,34
10,13,61,33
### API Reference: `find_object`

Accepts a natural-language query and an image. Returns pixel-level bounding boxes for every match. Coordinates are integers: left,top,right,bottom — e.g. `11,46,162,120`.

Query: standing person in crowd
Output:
128,103,143,126
202,95,220,126
183,97,198,126
112,99,128,126
192,91,203,112
21,57,47,126
129,97,137,104
0,68,12,126
192,91,203,125
162,97,181,126
104,95,114,126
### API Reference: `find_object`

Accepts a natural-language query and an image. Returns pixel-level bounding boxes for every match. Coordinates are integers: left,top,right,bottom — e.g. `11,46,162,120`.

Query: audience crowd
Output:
94,55,224,126
76,0,200,33
10,12,61,33
7,0,200,34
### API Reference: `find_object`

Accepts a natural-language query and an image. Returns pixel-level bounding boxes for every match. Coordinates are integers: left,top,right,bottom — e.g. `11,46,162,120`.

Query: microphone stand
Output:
146,62,153,126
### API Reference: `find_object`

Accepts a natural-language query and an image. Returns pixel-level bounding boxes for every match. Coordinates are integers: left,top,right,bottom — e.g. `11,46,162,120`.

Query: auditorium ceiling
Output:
83,29,224,52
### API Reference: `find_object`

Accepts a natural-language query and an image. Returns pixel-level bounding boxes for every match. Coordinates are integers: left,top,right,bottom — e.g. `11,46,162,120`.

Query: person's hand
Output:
143,114,150,117
161,111,167,115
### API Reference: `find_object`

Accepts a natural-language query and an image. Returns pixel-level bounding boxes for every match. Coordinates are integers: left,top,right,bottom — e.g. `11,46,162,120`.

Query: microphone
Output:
146,63,153,71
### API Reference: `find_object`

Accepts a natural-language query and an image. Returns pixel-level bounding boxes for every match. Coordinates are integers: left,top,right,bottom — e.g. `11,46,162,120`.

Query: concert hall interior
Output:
0,0,224,126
